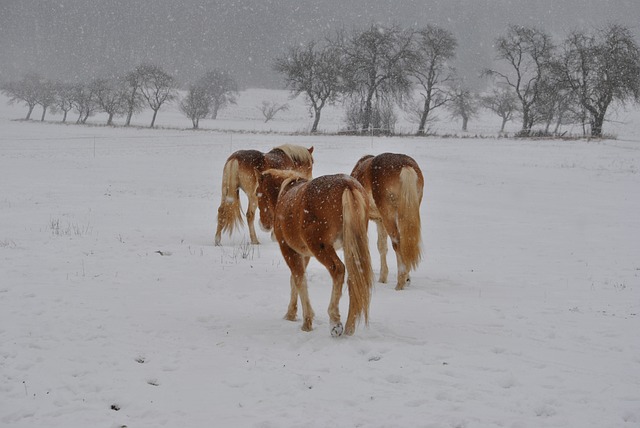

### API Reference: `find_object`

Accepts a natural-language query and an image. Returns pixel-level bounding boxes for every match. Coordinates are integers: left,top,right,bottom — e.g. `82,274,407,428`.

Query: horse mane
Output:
274,144,314,165
356,154,374,163
263,168,308,197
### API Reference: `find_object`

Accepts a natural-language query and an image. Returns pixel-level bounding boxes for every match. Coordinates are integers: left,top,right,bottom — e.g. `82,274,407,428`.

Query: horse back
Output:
370,153,423,206
350,155,375,184
228,149,266,172
276,174,364,254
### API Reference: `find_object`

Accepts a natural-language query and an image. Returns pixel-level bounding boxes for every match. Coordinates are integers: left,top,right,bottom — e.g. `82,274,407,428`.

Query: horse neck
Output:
265,151,293,170
278,177,307,199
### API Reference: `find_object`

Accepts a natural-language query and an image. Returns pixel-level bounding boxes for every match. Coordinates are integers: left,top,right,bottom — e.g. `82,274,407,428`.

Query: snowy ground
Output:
1,91,639,428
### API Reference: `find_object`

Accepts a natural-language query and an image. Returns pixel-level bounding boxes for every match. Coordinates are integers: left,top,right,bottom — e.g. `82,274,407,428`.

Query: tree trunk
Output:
591,112,605,138
26,105,34,120
417,98,431,135
527,117,535,134
150,109,159,128
500,117,507,133
107,112,114,126
553,113,563,135
125,87,137,126
361,87,376,133
311,106,321,133
462,115,469,132
62,110,68,123
192,118,199,129
40,106,47,121
521,106,530,135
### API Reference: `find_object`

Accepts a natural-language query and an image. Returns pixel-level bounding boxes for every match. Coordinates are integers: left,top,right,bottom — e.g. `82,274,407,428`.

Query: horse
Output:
214,144,314,246
350,153,424,290
257,169,374,336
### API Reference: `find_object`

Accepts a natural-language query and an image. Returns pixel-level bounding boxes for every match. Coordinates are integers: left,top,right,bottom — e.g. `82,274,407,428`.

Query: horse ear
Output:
308,146,314,154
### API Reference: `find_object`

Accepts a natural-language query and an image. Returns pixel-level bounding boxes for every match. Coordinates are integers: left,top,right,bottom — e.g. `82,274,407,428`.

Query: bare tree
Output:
70,82,97,124
530,78,578,135
274,41,344,133
91,78,128,125
484,25,554,136
405,98,439,134
34,78,56,122
180,85,210,129
1,73,43,120
138,64,177,128
554,24,640,137
123,66,147,126
409,25,457,135
51,81,75,123
550,89,580,135
480,86,520,133
259,100,289,122
336,24,416,133
195,69,238,119
447,83,479,132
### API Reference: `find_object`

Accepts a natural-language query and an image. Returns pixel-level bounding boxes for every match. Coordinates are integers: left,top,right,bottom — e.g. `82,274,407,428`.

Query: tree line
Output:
3,22,640,137
1,65,238,129
276,22,640,137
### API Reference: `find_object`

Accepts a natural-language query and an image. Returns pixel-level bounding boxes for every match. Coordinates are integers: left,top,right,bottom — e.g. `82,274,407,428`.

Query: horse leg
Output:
281,246,314,331
284,274,298,321
374,218,389,284
246,192,260,245
312,246,346,337
296,274,314,332
393,243,410,290
382,211,409,290
284,256,311,321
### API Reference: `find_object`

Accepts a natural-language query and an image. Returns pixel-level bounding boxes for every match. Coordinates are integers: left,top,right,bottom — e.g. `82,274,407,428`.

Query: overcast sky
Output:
1,0,639,88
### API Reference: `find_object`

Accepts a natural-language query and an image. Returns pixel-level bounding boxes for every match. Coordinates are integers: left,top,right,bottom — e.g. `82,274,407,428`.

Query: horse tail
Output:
216,158,243,240
342,187,374,326
397,166,423,272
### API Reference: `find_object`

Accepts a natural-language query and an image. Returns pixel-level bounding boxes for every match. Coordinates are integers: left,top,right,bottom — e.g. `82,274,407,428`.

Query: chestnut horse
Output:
351,153,424,290
214,144,314,245
258,169,374,336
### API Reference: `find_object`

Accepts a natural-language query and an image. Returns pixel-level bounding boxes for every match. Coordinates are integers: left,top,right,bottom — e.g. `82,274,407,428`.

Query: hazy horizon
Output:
1,0,639,89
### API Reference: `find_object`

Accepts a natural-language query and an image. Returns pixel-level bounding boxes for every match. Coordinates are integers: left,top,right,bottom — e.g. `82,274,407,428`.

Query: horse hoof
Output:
302,317,313,331
331,323,344,337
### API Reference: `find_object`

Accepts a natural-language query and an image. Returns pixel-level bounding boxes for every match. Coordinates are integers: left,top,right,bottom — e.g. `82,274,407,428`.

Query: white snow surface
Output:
1,90,639,428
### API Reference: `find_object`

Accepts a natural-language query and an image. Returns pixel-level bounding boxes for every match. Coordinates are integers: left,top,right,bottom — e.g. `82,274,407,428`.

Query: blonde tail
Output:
397,166,422,271
215,159,243,244
342,188,374,327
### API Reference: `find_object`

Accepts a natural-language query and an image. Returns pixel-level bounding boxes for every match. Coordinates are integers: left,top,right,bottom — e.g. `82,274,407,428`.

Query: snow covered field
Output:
1,90,639,428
